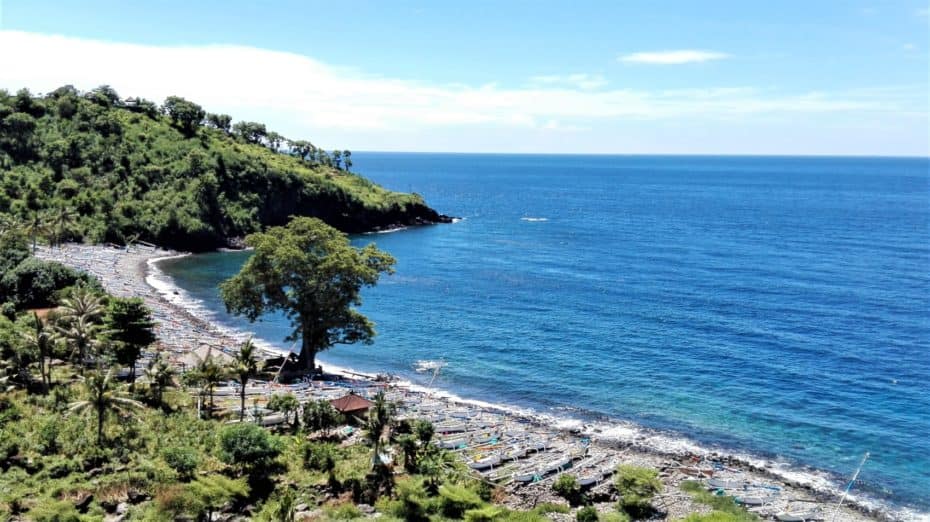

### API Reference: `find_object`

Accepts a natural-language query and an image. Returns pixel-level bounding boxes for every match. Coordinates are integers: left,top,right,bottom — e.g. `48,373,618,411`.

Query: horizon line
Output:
350,150,930,160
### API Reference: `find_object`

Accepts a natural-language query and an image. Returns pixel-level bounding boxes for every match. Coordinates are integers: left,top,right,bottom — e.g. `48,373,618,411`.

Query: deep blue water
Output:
159,154,930,513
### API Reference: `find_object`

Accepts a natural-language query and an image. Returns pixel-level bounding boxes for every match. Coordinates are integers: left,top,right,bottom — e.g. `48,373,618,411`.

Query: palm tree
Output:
231,339,259,421
48,206,76,248
342,150,352,171
24,211,49,253
68,369,143,447
144,354,176,409
55,284,105,372
189,348,226,419
365,391,395,469
58,283,105,320
418,449,455,494
0,214,23,240
20,312,53,393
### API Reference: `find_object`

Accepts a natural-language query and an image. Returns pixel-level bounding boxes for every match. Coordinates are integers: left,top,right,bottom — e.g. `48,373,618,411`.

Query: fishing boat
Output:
438,436,468,449
707,478,744,490
468,454,502,470
736,495,777,506
775,511,823,521
434,422,467,433
503,445,528,461
513,465,538,482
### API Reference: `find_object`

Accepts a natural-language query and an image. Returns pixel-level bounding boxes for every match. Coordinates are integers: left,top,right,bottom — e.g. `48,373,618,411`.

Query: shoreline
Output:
35,244,918,522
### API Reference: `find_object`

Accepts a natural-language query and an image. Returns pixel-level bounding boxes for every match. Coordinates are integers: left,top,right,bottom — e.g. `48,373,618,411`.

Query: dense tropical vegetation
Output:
0,85,449,251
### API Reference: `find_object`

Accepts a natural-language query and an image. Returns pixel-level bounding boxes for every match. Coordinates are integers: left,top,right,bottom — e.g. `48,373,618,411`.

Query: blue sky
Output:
1,0,927,155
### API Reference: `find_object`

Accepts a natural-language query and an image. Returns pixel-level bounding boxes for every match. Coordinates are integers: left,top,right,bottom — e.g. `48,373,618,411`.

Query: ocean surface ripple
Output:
158,153,930,516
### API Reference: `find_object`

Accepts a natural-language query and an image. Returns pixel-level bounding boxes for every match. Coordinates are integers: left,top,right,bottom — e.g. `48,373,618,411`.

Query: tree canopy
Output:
219,217,395,373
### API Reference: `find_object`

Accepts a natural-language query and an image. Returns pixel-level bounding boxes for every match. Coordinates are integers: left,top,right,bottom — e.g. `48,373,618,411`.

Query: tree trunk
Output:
297,328,318,374
239,378,246,422
40,348,49,394
97,405,105,447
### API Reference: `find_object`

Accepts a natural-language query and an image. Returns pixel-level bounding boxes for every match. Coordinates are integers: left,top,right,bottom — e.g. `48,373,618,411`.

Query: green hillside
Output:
0,86,450,251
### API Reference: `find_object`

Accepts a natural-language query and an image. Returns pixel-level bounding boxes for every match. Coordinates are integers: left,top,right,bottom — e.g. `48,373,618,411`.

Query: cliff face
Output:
0,86,451,252
264,197,453,235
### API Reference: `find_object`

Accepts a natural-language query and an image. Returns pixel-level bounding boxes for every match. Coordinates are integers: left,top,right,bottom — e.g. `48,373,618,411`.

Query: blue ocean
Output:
158,154,930,515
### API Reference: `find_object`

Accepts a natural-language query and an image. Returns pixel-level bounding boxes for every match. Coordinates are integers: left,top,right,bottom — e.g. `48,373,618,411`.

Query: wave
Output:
363,226,409,235
520,217,548,222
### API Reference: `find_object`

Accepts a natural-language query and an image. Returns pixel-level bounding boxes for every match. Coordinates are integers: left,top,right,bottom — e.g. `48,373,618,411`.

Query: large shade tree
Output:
219,217,395,373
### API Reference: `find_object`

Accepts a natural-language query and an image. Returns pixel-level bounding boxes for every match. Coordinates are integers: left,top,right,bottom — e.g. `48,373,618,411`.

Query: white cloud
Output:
619,50,729,65
0,31,924,154
529,73,607,90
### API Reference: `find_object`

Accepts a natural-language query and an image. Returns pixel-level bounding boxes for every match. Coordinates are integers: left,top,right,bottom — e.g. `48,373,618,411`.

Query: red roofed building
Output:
330,393,373,416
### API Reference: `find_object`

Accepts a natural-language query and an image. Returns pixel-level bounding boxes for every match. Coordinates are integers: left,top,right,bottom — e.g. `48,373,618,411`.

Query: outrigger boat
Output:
468,454,502,470
775,510,823,521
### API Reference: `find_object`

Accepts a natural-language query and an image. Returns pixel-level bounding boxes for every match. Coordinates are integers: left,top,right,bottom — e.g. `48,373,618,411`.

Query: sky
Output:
0,0,928,156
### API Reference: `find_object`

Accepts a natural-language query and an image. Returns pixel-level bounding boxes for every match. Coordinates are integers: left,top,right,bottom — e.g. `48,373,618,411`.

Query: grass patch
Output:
680,481,760,522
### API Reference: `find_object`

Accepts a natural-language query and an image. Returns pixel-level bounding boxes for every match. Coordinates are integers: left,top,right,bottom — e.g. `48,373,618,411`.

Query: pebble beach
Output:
34,243,895,522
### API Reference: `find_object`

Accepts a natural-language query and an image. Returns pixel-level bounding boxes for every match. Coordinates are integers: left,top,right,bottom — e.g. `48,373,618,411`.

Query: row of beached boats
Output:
408,402,626,487
701,476,825,521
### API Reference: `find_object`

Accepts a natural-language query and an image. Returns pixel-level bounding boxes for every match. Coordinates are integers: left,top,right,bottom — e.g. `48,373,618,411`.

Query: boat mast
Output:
427,359,445,390
830,451,869,522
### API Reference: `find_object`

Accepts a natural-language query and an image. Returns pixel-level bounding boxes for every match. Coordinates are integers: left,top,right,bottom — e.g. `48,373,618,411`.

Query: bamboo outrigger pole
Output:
831,451,870,522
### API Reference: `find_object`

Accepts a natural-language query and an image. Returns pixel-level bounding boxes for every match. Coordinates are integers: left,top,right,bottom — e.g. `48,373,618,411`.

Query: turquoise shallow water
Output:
158,154,930,514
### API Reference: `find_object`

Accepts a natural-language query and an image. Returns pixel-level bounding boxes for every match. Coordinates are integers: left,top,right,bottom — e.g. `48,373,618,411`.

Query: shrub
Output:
614,465,662,518
576,505,599,522
254,490,297,522
324,502,363,520
26,499,83,522
438,483,484,518
599,513,631,522
36,417,60,454
553,473,583,506
414,419,434,444
679,481,759,521
302,399,343,433
381,478,430,522
466,505,505,522
302,441,336,472
0,257,99,309
162,445,200,479
218,422,281,473
157,475,248,520
533,503,570,514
